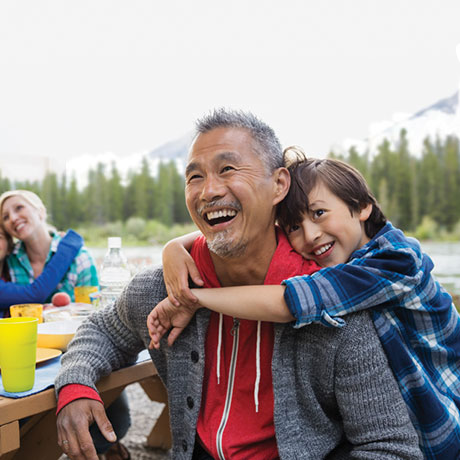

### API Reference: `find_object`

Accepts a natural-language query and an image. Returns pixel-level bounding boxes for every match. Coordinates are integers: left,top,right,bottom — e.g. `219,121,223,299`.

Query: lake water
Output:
90,241,460,295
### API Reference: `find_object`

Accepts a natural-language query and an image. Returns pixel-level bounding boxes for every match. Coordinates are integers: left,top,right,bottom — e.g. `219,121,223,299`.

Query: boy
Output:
148,152,460,459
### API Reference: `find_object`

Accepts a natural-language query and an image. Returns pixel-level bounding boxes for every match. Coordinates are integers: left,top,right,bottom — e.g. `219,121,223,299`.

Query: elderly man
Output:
55,109,421,460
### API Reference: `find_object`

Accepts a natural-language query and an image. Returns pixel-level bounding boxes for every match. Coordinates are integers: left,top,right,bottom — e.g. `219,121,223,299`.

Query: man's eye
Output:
187,174,202,183
221,166,235,173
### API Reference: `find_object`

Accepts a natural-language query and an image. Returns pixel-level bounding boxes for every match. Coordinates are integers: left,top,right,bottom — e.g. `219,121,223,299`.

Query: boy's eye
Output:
312,209,325,219
287,224,300,233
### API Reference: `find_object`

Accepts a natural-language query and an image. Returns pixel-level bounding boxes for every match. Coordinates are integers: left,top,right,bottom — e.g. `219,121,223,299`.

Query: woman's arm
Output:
162,231,203,305
0,230,83,310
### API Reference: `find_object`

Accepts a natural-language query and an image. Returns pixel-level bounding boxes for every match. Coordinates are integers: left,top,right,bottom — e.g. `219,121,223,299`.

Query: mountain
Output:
65,132,194,188
341,90,460,156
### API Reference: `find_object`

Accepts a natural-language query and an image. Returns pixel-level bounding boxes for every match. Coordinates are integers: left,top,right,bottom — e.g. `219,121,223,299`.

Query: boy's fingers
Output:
187,261,204,286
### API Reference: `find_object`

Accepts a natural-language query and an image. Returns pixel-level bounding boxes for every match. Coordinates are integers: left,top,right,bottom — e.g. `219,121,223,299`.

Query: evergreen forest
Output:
1,130,460,243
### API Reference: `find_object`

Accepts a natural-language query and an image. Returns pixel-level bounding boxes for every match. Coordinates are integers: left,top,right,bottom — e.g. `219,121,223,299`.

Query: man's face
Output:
185,127,279,258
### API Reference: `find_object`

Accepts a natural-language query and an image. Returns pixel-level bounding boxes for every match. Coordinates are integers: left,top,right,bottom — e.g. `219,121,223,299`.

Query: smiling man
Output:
55,109,421,460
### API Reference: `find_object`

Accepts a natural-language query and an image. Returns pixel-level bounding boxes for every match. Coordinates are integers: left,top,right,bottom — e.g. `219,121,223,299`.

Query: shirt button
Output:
187,396,194,409
191,350,199,363
182,440,188,452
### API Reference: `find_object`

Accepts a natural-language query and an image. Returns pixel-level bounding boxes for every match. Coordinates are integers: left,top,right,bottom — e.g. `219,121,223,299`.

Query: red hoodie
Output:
193,228,319,459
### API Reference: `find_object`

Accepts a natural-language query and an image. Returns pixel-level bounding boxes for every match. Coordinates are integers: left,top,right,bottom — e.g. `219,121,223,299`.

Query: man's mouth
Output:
204,208,237,226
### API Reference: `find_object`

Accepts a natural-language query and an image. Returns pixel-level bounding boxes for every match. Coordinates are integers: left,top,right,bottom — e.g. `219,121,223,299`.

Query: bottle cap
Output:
108,237,122,248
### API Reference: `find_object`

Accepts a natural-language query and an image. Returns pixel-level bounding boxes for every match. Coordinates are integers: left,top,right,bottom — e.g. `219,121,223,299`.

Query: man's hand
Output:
147,297,199,349
56,399,116,459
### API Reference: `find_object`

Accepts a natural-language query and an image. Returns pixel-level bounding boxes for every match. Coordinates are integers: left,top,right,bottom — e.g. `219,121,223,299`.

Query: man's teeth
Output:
206,209,237,220
314,243,332,256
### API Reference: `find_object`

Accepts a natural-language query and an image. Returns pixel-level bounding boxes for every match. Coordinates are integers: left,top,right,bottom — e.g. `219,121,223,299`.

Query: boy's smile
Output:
286,182,372,267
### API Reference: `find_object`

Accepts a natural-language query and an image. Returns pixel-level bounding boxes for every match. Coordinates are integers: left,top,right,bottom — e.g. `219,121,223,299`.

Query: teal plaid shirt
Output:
7,233,99,302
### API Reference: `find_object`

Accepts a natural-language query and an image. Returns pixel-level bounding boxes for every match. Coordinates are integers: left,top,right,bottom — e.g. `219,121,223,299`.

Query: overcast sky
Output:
1,0,460,174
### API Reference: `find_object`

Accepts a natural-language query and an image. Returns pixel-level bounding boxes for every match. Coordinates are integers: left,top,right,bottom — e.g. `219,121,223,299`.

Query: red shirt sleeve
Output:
56,383,103,415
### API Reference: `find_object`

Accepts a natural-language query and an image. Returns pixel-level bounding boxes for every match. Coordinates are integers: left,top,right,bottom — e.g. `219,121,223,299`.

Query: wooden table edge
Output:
0,360,157,425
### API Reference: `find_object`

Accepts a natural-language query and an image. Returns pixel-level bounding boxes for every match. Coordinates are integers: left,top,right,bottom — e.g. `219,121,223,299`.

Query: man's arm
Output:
55,267,167,459
0,230,83,309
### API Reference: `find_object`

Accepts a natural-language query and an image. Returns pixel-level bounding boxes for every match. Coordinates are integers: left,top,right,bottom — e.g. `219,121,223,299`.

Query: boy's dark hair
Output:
0,228,13,281
277,147,387,239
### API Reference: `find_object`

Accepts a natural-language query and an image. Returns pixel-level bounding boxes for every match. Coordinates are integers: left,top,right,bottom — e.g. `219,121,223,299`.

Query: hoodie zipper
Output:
216,318,240,460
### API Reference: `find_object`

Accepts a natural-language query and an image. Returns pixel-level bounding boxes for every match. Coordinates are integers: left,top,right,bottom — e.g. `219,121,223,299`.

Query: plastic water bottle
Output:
99,237,131,308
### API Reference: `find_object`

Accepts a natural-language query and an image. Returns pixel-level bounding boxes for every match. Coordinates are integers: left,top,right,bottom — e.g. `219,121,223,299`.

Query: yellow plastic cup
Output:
10,303,43,323
74,286,98,304
0,317,38,392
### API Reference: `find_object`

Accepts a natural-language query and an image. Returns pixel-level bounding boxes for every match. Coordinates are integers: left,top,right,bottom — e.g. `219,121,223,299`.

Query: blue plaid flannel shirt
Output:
7,232,99,303
283,222,460,459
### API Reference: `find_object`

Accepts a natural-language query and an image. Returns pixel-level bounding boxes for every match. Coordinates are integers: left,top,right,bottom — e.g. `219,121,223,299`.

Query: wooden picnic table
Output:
0,359,171,459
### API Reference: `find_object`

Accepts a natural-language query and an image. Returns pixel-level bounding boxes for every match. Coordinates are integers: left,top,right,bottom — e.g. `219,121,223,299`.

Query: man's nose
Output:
200,174,225,202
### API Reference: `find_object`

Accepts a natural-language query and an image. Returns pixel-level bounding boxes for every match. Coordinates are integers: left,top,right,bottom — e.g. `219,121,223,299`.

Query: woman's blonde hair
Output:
0,189,57,235
0,190,47,218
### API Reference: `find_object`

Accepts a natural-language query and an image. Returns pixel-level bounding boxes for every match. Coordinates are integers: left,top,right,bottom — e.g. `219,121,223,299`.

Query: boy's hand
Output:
147,298,199,349
162,240,203,307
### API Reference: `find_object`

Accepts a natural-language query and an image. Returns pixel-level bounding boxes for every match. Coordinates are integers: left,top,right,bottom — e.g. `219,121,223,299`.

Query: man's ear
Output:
359,203,373,222
272,167,290,206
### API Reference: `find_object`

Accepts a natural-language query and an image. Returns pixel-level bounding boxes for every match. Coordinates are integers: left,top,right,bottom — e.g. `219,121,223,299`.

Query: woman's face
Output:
1,195,45,241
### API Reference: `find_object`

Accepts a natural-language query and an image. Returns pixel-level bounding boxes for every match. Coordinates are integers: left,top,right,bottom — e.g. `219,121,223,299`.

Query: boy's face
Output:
285,182,372,267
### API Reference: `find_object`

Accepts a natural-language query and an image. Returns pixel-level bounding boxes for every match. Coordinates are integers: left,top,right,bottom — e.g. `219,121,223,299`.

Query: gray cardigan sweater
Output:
56,267,422,459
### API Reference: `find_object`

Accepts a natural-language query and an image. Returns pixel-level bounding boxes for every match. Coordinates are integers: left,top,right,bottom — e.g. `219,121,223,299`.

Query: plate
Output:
36,347,62,364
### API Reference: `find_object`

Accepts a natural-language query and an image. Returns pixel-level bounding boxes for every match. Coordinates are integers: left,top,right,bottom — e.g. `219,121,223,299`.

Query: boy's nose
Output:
302,221,321,244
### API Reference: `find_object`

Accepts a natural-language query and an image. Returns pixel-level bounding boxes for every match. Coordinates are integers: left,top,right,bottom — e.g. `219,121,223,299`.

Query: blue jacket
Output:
1,230,83,312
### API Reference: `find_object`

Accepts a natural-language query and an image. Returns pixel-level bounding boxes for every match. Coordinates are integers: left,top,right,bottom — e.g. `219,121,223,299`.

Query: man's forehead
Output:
188,127,254,157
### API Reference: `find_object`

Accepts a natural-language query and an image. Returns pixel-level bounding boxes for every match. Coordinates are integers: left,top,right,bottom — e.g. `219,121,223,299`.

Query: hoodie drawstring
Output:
216,315,261,412
216,313,223,385
254,320,261,413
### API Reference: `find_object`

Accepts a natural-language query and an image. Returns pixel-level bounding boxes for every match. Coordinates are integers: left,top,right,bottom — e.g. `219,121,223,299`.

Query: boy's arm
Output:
192,285,293,322
0,230,83,310
162,231,203,305
283,239,429,328
147,285,294,349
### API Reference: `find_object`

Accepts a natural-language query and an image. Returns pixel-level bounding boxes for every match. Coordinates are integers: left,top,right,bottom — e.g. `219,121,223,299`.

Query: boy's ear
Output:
359,203,373,222
272,167,291,206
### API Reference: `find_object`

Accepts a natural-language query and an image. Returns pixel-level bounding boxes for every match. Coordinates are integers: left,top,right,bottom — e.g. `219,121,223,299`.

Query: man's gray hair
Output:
195,108,283,172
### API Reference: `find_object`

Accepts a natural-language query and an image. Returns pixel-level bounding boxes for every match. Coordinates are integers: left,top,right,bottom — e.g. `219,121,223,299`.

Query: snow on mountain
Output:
66,132,194,188
340,90,460,156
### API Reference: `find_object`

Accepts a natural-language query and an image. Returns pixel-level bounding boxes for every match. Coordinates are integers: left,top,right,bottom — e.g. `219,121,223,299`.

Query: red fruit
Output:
52,292,71,307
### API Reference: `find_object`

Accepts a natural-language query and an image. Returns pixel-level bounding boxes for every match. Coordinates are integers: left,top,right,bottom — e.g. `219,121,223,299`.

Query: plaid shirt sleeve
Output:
74,247,99,288
282,223,460,458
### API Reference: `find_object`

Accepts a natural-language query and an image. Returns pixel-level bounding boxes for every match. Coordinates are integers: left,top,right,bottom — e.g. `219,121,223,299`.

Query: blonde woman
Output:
0,190,98,300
